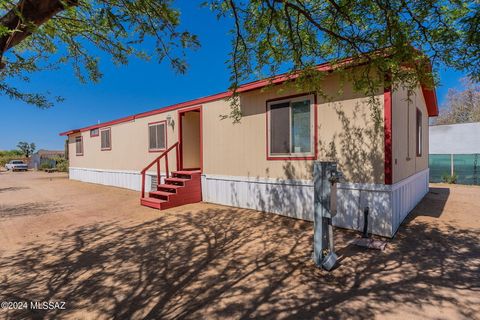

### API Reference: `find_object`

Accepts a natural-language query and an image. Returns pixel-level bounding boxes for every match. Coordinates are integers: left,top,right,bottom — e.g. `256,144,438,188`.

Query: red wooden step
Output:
157,184,182,192
141,169,202,210
140,197,167,209
149,190,175,200
172,170,201,178
164,177,190,185
173,170,201,175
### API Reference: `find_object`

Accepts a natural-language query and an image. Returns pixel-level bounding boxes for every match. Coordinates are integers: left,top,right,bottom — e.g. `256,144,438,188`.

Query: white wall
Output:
430,122,480,154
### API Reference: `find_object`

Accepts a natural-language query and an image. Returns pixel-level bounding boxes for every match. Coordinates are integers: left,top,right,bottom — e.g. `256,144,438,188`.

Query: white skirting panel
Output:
201,175,314,220
334,182,393,237
391,168,429,234
202,169,430,238
68,168,428,238
69,167,162,192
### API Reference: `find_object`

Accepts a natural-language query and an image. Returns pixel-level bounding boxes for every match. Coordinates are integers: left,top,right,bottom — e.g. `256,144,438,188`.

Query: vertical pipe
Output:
451,153,454,176
362,207,369,238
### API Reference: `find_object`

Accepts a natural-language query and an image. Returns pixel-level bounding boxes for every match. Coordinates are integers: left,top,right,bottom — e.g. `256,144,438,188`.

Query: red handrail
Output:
141,142,180,198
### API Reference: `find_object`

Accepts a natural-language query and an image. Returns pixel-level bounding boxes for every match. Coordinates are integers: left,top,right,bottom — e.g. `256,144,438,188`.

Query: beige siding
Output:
68,74,386,184
68,110,180,172
203,77,385,183
392,85,429,183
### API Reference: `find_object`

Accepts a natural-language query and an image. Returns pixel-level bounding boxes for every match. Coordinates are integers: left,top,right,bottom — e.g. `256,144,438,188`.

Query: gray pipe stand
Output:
313,161,340,271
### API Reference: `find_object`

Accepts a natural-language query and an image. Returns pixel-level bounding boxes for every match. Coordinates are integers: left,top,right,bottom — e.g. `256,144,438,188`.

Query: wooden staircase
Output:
139,142,202,210
140,170,202,210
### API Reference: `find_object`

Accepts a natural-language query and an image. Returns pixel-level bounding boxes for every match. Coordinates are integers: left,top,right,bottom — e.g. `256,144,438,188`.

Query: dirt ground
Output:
0,171,479,320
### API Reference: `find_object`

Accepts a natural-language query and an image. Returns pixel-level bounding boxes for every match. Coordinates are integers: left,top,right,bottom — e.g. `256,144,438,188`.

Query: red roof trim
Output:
59,55,438,136
59,129,80,136
421,86,439,117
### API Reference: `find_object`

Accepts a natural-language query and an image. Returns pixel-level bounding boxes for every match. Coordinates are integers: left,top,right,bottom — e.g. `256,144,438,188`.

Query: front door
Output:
179,107,202,171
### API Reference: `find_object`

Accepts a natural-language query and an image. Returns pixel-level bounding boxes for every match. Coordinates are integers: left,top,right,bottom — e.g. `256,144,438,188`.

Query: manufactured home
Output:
60,62,438,237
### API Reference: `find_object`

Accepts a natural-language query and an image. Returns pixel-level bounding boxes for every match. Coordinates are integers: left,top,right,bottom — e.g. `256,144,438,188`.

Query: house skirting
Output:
69,167,429,238
202,168,429,238
69,167,161,192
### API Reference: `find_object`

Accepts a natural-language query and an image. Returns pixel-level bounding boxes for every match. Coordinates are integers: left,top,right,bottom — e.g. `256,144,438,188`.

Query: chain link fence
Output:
429,154,480,185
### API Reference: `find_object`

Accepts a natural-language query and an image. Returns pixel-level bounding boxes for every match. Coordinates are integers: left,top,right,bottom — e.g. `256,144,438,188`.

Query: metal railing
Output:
141,142,180,198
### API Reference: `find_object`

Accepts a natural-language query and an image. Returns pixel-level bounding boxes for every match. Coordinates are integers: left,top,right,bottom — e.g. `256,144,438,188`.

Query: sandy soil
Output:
0,171,479,320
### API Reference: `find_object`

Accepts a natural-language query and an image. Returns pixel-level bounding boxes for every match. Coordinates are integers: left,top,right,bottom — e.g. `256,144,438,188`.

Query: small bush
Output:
52,156,69,172
0,155,27,167
442,174,458,184
40,162,53,170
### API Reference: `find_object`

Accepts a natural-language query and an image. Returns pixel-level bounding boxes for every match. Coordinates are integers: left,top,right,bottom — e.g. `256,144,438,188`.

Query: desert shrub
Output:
0,154,27,167
0,150,26,167
40,162,53,170
52,156,69,172
442,174,458,184
0,150,23,157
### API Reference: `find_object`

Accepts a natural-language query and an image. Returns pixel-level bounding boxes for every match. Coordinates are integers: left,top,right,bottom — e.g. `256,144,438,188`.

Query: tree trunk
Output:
0,0,77,68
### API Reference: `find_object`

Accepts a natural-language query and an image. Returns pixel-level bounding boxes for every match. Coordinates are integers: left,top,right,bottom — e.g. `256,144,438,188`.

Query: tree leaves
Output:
209,0,478,111
0,0,199,107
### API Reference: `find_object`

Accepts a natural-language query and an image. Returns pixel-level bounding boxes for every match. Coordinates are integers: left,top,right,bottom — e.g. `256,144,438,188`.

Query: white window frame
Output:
148,121,167,152
267,94,315,159
90,128,99,137
100,128,112,151
416,108,423,157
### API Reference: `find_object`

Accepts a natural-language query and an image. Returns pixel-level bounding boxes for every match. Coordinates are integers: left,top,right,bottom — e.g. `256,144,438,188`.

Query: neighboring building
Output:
429,122,480,184
60,61,438,238
30,149,65,169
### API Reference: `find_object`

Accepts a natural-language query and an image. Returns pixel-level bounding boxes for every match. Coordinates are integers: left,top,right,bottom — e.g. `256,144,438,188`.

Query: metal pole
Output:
451,153,454,176
313,161,334,267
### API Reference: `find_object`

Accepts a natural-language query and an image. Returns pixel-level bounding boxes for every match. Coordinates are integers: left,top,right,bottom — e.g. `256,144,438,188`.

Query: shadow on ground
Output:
0,187,29,194
0,201,69,219
410,187,450,219
0,204,478,320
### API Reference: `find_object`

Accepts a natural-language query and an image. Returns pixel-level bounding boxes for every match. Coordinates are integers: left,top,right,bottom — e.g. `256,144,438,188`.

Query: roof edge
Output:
60,52,438,135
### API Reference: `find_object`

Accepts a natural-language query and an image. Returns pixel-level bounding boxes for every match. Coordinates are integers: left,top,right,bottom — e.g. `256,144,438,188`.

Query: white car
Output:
5,160,28,171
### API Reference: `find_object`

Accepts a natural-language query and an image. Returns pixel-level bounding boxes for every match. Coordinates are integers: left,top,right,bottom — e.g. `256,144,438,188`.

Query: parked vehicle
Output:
5,160,28,171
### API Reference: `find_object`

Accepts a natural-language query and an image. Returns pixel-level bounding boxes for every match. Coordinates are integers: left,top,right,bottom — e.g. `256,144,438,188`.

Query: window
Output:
416,108,422,156
149,121,166,151
101,128,111,150
90,128,99,137
267,94,315,159
75,136,83,156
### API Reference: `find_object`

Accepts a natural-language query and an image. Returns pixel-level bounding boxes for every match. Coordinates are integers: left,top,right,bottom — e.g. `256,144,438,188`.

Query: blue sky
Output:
0,4,468,150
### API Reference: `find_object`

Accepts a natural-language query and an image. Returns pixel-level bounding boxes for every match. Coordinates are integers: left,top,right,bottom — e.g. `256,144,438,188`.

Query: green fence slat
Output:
429,154,480,185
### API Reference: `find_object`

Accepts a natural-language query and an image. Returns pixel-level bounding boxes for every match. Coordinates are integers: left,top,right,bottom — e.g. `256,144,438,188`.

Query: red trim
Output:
75,136,84,156
60,129,80,136
178,105,203,172
59,54,438,137
384,86,393,185
100,127,112,151
421,86,439,117
148,120,167,152
58,57,363,137
265,93,318,161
